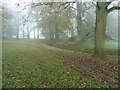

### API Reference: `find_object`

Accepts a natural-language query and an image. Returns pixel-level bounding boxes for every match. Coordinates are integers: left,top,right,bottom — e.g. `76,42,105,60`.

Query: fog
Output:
1,0,119,40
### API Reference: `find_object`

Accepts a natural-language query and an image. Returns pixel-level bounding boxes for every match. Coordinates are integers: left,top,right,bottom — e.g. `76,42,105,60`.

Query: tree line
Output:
1,0,120,59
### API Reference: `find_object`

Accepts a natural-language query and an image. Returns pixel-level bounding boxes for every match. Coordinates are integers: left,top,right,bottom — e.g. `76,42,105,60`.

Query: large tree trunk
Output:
76,2,82,41
93,2,108,59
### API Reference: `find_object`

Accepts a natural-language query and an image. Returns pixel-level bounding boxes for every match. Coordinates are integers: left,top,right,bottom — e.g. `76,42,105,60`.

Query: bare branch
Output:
31,2,51,8
108,6,120,13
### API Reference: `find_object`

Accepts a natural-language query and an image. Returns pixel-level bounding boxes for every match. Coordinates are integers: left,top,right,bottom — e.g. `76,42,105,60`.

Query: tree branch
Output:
108,6,120,13
106,2,112,6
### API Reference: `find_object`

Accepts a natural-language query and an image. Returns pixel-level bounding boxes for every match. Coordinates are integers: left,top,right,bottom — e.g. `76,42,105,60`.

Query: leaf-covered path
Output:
2,40,118,88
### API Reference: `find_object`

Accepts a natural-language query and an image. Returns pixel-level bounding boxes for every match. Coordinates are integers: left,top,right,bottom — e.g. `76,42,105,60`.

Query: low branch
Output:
108,6,120,13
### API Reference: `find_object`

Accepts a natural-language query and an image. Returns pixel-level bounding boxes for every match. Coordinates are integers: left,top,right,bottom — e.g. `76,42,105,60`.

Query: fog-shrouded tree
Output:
106,10,118,41
1,3,14,39
34,2,74,41
76,2,96,42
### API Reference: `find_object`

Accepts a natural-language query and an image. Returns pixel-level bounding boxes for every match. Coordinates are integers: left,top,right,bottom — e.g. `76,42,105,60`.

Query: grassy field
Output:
2,40,118,88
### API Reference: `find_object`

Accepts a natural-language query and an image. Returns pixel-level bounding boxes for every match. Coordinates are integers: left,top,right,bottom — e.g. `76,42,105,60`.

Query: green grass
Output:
54,40,118,50
2,40,118,88
105,41,118,49
52,40,118,59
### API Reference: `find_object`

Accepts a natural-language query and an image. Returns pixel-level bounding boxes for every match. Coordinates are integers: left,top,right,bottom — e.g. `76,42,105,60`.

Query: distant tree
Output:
1,4,15,39
106,10,118,41
35,2,74,41
76,2,96,41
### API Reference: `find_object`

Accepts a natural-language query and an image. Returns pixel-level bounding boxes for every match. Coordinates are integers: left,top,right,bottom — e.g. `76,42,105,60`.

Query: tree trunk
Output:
76,2,82,41
54,14,60,41
17,12,19,40
55,25,59,41
93,2,108,59
17,28,19,40
27,28,30,39
36,10,39,40
34,29,36,39
37,29,39,39
70,26,75,37
23,25,25,39
2,19,5,39
71,30,74,37
2,29,5,39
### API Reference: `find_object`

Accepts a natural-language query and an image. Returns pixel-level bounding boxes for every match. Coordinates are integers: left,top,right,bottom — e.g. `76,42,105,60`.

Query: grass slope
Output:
2,40,118,88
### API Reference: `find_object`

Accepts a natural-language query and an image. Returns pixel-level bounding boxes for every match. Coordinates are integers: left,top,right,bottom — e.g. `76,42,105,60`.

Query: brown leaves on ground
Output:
46,48,118,84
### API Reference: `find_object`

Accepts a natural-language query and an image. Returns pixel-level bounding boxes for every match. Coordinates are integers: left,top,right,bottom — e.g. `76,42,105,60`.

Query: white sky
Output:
3,0,116,4
5,0,32,4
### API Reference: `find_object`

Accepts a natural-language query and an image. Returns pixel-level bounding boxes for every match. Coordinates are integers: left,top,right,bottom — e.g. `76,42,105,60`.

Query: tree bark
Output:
93,2,108,59
76,2,82,41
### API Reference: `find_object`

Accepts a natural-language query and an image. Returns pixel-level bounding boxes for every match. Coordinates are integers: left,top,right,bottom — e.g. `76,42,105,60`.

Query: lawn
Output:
2,40,118,88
